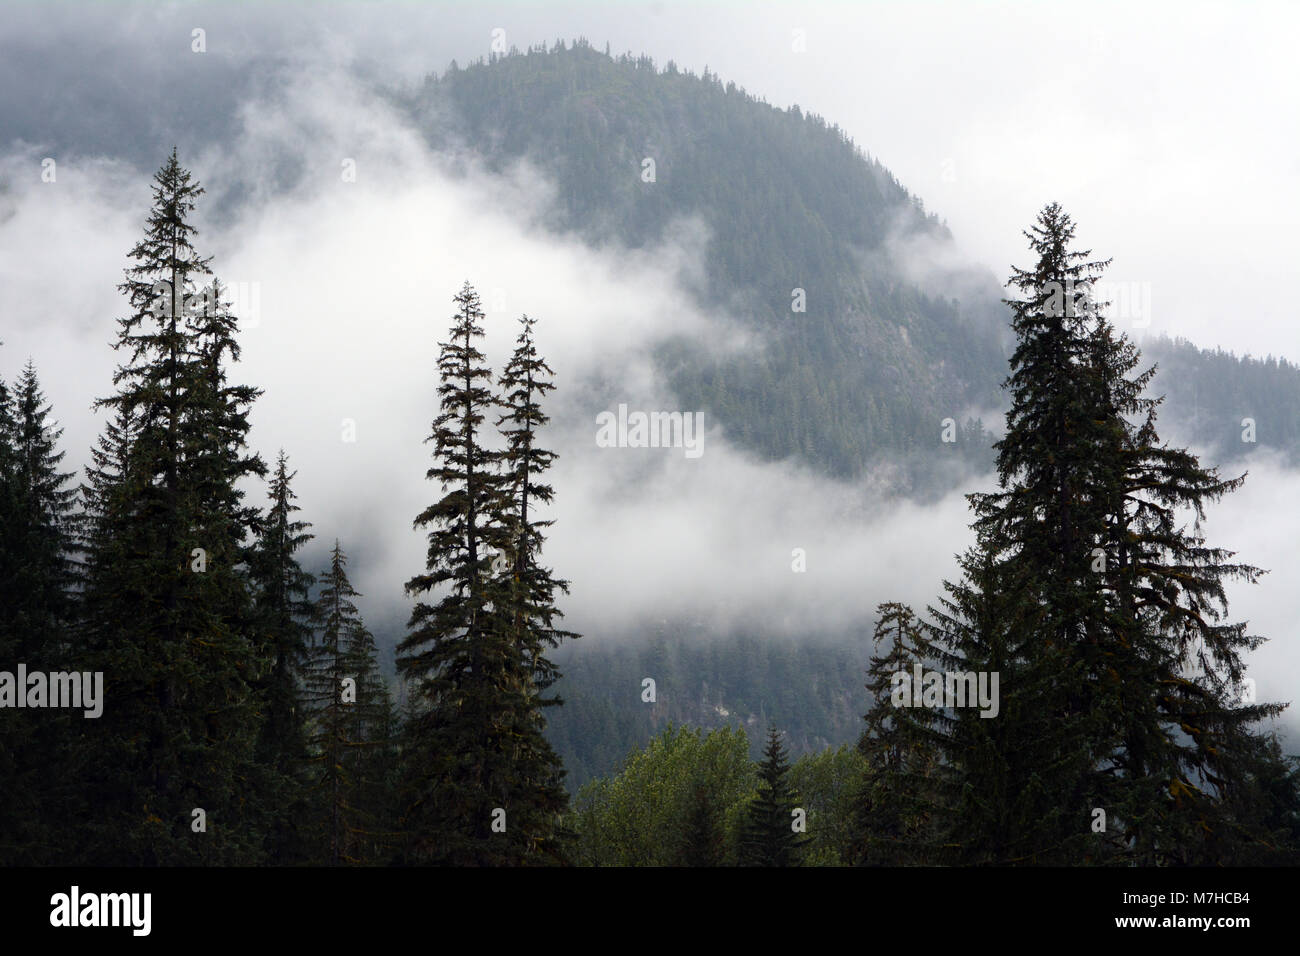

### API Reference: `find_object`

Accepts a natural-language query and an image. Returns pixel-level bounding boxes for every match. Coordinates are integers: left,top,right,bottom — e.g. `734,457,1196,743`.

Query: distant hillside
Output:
397,42,1300,785
405,40,1300,482
1144,335,1300,467
546,632,867,792
406,40,1007,489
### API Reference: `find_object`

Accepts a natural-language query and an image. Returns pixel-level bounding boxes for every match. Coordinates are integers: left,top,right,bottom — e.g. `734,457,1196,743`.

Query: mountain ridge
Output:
403,40,1300,483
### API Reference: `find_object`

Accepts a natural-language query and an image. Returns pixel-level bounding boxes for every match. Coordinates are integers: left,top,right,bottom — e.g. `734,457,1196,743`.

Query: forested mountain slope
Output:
406,41,1300,481
1143,335,1300,466
406,41,1008,487
395,42,1300,785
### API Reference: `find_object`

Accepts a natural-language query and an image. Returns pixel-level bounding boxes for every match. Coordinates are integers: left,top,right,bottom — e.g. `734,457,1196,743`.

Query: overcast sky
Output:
5,0,1295,357
1,0,1296,736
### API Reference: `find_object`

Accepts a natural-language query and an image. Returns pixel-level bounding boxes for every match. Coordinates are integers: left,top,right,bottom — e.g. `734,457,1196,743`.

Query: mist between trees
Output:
1,152,1296,867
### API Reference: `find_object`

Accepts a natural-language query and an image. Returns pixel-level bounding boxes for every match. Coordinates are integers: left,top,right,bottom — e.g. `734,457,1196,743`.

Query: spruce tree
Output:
248,451,316,862
4,363,78,660
929,543,1065,863
397,283,567,865
73,401,139,679
0,360,78,863
0,363,26,864
303,542,393,865
931,203,1298,865
1207,730,1300,865
1051,219,1293,864
852,602,941,865
739,727,809,866
491,313,576,844
0,364,26,858
76,150,268,864
349,642,399,865
929,204,1125,863
496,313,579,702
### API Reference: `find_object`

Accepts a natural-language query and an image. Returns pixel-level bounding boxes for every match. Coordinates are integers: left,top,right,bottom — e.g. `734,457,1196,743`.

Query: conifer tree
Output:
1206,730,1300,865
75,401,138,620
496,313,579,702
929,205,1128,863
852,602,941,865
491,313,576,840
248,451,316,862
349,646,399,865
73,401,139,706
739,727,809,866
0,363,25,864
4,363,78,660
303,542,393,865
931,203,1297,865
929,543,1067,863
397,283,568,865
0,360,78,863
1045,219,1293,864
1085,307,1288,863
76,150,268,864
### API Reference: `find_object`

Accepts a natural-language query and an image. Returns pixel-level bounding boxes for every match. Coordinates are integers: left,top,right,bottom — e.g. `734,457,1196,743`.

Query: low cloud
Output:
0,29,1294,749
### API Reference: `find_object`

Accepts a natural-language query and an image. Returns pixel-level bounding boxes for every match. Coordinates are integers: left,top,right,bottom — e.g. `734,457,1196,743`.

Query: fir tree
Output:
932,203,1297,865
3,363,78,660
0,360,78,863
248,451,316,862
397,283,567,865
76,150,268,864
739,727,809,866
852,602,941,865
303,542,394,865
496,313,579,702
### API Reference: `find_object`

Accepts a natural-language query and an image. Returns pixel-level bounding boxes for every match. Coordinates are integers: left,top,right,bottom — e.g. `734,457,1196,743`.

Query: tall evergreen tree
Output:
4,363,78,660
303,542,394,865
490,312,575,856
73,400,139,675
76,150,268,864
496,313,579,702
739,726,809,866
930,204,1128,863
0,362,26,865
931,203,1297,865
929,542,1065,863
397,283,567,865
248,451,316,862
852,602,941,865
0,360,78,863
